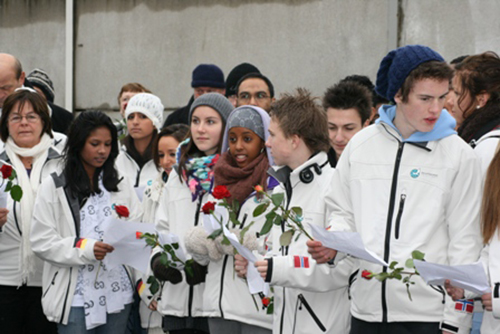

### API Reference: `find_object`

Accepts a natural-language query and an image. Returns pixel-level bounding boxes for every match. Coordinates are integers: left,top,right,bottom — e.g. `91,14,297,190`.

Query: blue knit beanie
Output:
191,64,225,88
375,45,444,102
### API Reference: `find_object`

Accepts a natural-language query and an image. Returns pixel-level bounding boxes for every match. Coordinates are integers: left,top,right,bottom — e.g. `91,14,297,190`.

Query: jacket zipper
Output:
348,269,359,300
188,194,204,318
394,193,407,239
279,180,293,334
218,255,229,317
59,267,73,324
381,141,405,323
13,200,22,235
292,294,326,333
42,271,59,298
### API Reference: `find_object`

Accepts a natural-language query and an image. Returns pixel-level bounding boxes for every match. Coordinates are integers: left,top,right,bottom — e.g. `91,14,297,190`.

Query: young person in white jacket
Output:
115,93,163,201
308,45,483,334
185,105,277,333
151,93,233,334
443,52,500,334
0,89,61,334
137,124,188,334
30,111,142,333
236,89,352,334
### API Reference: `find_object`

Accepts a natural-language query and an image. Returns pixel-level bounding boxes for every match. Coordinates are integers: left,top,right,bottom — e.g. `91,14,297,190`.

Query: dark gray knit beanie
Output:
227,107,265,140
189,93,234,123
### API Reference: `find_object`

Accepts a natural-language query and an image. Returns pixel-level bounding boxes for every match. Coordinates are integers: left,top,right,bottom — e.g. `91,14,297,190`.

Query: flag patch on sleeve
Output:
294,256,309,268
454,299,474,313
137,279,146,295
74,238,88,249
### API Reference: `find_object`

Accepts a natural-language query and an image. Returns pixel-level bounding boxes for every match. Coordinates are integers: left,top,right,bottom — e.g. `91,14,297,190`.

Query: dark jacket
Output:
48,102,74,134
162,95,194,128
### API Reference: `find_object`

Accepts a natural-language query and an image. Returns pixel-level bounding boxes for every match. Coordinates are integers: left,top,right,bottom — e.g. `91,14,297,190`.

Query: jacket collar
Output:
268,151,330,187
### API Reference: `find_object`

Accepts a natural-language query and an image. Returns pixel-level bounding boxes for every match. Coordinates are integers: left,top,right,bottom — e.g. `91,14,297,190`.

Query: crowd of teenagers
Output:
1,43,500,334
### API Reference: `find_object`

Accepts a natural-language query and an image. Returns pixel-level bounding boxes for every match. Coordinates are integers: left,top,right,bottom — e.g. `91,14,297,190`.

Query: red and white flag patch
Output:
454,299,474,313
294,256,310,268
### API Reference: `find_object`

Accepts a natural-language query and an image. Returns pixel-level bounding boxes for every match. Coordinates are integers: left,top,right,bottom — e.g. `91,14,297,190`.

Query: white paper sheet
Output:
102,218,156,273
221,222,269,295
309,224,389,267
202,206,227,235
414,260,491,295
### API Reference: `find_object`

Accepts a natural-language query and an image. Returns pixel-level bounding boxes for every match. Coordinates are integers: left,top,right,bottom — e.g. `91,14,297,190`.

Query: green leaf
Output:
5,181,12,192
10,169,17,179
172,243,179,250
260,218,274,236
232,199,240,214
406,283,413,301
185,259,194,277
273,214,282,226
271,193,284,207
10,184,22,201
145,238,157,247
405,259,414,269
221,236,231,245
208,228,223,240
291,206,303,218
279,230,294,247
267,302,274,314
374,272,389,281
147,275,159,295
240,221,255,242
411,250,425,260
253,202,270,217
160,253,169,267
164,244,172,252
394,273,402,280
265,210,277,220
389,261,398,270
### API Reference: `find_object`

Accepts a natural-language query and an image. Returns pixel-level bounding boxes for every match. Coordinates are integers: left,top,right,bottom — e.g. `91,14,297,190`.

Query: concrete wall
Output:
1,0,499,114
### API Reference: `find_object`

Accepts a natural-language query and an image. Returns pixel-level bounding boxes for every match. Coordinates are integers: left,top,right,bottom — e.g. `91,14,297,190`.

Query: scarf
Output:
177,138,219,202
5,133,52,284
73,183,133,329
214,151,270,205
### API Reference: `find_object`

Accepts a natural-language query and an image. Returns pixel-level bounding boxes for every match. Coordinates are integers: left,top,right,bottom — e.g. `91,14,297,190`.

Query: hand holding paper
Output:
309,223,388,266
414,260,490,295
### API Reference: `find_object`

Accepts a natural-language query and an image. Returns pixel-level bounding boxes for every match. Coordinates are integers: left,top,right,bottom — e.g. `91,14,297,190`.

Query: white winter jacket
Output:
266,152,351,334
30,172,142,325
201,176,278,330
115,146,158,200
326,118,483,333
0,148,61,287
154,167,213,318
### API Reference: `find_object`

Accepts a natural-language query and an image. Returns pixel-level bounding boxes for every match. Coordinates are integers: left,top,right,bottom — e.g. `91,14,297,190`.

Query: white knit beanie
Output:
125,93,164,130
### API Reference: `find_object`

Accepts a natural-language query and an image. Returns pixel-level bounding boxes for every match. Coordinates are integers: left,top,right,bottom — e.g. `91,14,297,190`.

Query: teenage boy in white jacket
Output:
236,88,352,334
308,45,483,334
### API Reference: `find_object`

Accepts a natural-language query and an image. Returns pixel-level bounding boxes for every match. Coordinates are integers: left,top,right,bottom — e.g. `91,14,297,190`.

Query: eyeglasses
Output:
8,113,41,124
237,92,271,103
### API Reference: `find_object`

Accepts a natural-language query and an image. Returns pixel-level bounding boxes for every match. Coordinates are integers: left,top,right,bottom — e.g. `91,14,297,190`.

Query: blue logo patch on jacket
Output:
410,169,420,179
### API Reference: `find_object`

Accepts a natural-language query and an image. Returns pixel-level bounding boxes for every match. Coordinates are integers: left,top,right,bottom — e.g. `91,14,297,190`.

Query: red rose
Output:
0,164,13,179
212,185,231,200
361,270,373,280
262,297,271,307
115,205,130,218
201,201,216,214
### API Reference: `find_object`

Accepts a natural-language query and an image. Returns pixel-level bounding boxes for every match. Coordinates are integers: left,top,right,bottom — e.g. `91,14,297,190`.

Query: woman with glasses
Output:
0,88,61,334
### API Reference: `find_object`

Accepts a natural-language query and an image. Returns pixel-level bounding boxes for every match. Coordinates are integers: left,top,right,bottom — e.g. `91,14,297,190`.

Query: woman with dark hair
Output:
0,88,60,334
151,93,233,334
116,93,163,201
137,123,188,334
30,110,142,333
453,52,500,170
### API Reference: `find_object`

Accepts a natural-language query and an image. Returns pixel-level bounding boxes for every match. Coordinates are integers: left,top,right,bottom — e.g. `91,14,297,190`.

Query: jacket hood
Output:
376,104,456,142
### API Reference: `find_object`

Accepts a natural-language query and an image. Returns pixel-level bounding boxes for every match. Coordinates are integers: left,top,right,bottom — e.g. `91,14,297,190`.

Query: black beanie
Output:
225,63,260,97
